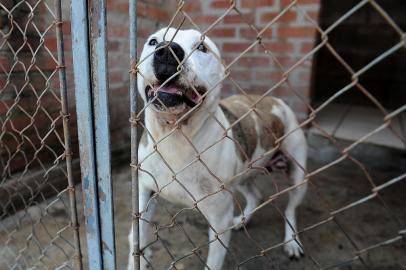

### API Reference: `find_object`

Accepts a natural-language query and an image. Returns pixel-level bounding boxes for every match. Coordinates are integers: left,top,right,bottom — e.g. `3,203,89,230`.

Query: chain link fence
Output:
0,0,405,269
0,0,82,269
129,0,406,269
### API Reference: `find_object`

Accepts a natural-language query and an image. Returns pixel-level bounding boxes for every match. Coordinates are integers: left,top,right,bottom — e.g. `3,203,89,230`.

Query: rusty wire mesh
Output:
0,0,82,269
129,0,406,270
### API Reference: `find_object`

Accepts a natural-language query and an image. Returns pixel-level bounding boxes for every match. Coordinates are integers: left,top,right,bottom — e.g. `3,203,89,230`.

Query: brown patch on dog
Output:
220,105,257,161
220,95,285,161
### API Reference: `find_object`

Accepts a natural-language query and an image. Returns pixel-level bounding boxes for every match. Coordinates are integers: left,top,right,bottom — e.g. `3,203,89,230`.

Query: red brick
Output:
222,42,252,52
260,10,297,24
300,42,315,53
224,13,255,24
229,70,252,80
63,38,72,51
247,84,272,94
305,11,319,21
110,72,125,84
44,36,58,52
192,15,218,25
62,20,71,35
261,41,294,53
208,28,236,38
238,56,270,67
107,2,129,13
184,2,201,12
281,0,320,6
278,26,315,38
240,28,273,39
137,3,169,20
241,0,275,8
255,71,283,80
272,85,291,97
210,0,231,9
276,56,297,68
108,40,121,51
109,26,129,38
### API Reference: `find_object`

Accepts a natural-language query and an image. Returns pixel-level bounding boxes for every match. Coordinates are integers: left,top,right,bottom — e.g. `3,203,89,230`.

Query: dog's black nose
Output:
153,41,185,83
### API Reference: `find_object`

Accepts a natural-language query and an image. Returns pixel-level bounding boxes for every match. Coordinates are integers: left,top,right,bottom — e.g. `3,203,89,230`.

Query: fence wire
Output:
0,0,82,269
129,0,406,270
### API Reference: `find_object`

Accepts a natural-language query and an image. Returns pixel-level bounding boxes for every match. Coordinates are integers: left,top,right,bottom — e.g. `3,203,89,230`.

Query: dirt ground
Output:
1,134,405,269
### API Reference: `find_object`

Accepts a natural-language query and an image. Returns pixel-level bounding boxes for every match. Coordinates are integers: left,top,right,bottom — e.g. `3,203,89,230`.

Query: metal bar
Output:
88,0,116,269
71,0,103,269
129,0,140,269
54,0,83,268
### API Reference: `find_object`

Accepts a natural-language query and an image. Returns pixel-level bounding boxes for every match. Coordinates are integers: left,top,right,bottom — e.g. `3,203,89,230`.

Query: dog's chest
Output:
138,133,234,205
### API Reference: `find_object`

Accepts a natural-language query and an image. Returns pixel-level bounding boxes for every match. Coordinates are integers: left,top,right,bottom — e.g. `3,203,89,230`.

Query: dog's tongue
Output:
156,85,182,95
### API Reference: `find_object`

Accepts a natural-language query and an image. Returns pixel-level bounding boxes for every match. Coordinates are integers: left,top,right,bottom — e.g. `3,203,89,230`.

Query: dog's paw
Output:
284,240,304,260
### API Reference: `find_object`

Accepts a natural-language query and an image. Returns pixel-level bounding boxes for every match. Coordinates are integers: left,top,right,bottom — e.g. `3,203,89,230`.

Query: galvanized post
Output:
88,0,116,269
71,0,103,269
55,0,83,269
129,0,140,269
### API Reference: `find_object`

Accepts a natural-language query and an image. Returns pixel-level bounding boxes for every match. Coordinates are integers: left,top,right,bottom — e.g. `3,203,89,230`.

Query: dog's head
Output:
138,28,224,125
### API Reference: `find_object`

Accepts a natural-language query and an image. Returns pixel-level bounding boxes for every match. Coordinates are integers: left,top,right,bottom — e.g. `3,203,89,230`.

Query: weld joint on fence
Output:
63,150,73,159
54,20,63,26
132,212,141,220
132,251,142,258
130,162,141,170
129,67,139,74
72,254,83,260
129,117,141,126
60,111,70,120
56,64,66,70
67,186,75,194
69,221,80,230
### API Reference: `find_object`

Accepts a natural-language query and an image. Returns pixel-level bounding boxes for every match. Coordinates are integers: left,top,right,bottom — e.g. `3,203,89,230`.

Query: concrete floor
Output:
1,134,405,269
313,104,406,149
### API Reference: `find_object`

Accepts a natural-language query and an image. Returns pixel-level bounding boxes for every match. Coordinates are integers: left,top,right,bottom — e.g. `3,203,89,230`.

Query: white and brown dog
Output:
127,28,307,270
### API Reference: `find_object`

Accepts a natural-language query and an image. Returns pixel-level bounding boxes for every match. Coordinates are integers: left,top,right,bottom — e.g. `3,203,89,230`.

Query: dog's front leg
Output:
127,184,156,270
200,193,234,270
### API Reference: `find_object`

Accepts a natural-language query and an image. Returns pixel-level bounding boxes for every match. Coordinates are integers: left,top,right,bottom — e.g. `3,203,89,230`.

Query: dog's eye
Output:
197,43,207,53
148,38,158,46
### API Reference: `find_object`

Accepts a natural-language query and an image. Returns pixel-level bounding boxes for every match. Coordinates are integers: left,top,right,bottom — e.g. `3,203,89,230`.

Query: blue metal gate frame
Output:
71,0,116,269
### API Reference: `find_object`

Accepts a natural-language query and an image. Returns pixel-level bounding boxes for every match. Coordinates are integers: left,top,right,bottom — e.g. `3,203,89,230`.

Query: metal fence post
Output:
71,0,103,268
55,0,83,268
129,0,140,269
71,0,116,269
88,0,117,269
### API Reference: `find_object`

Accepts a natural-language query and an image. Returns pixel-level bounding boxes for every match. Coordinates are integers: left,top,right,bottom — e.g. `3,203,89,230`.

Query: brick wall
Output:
183,0,320,120
0,0,176,175
1,0,320,176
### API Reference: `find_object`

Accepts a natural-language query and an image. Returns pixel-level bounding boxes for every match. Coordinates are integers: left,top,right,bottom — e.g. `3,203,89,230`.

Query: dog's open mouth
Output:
145,84,206,111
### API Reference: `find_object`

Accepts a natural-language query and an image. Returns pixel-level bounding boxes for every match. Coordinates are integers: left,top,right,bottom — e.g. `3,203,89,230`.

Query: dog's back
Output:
220,95,286,162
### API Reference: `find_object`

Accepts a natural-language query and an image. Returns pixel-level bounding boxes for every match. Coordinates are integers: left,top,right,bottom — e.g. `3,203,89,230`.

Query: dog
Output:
127,27,307,270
